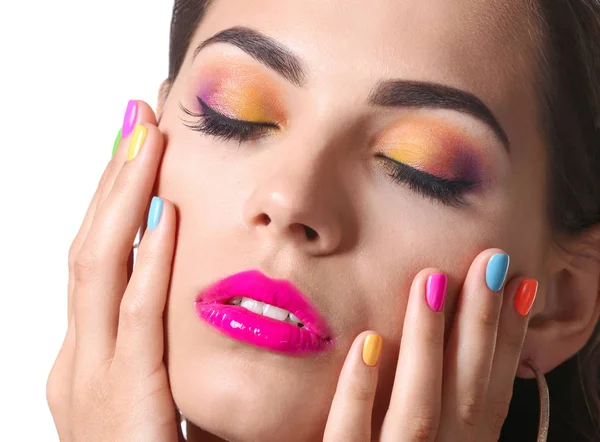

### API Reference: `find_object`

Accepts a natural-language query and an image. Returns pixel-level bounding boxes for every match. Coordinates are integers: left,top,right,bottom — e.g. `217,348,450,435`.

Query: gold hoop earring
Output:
524,360,550,442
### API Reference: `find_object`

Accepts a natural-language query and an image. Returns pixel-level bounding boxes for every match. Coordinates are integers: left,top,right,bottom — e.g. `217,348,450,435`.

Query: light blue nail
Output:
147,197,164,231
485,253,510,292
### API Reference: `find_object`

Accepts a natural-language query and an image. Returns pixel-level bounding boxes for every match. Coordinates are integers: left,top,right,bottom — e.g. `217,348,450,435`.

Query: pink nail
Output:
122,100,138,138
426,273,448,312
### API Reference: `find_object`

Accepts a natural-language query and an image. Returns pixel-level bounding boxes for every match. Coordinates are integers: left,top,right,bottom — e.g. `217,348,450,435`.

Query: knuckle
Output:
504,333,525,354
477,306,499,330
68,240,81,270
457,391,486,428
73,248,101,284
421,324,444,350
111,171,137,199
488,398,511,436
342,379,375,403
46,367,63,412
136,246,159,269
46,348,73,413
403,406,439,441
119,292,148,327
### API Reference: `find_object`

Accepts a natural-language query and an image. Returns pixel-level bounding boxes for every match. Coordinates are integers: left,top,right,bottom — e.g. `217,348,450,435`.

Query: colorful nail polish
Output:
362,334,383,367
426,273,448,312
147,197,164,231
128,124,147,161
112,128,122,158
514,279,538,316
485,253,510,292
122,100,138,138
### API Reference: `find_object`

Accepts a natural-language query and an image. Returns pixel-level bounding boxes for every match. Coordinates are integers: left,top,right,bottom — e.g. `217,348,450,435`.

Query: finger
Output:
100,100,158,205
64,148,119,396
67,161,113,323
110,101,158,304
380,269,446,442
61,128,124,427
483,277,537,438
68,100,156,322
113,197,176,375
323,331,383,442
74,122,165,368
437,249,509,441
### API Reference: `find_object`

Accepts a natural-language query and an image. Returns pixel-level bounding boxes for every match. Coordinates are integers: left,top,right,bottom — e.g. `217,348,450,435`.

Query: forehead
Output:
196,0,540,79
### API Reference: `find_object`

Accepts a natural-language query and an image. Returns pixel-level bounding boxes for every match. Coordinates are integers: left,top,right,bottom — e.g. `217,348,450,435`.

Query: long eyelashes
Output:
179,97,279,143
376,154,475,207
180,98,476,206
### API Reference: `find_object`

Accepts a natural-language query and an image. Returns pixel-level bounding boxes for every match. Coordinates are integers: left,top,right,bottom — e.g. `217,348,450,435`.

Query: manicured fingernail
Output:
122,100,138,138
112,128,122,158
515,279,538,316
362,334,383,367
128,124,147,161
426,273,448,312
147,197,164,231
485,253,510,292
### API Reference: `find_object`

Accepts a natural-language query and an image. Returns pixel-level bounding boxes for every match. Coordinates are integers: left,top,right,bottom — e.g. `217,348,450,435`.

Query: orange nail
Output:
362,334,383,367
514,279,538,316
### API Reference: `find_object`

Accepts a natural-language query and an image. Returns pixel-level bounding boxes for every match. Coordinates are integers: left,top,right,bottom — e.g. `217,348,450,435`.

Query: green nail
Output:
112,128,122,158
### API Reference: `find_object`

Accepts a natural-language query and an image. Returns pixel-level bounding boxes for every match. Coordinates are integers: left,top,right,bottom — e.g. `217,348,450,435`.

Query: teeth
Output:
231,297,305,327
240,298,264,314
289,313,302,324
262,304,289,321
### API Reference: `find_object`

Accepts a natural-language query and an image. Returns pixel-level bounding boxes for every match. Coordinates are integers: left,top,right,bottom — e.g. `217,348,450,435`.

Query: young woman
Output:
47,0,600,441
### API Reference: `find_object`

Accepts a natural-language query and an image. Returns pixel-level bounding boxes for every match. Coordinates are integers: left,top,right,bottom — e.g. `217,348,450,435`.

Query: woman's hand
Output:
324,249,538,442
47,101,181,442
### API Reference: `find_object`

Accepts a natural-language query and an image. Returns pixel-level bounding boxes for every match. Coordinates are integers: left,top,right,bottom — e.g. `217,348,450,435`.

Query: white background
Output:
0,1,173,439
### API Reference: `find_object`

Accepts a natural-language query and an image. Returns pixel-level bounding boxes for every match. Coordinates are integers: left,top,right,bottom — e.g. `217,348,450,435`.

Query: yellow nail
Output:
362,334,383,367
128,124,147,161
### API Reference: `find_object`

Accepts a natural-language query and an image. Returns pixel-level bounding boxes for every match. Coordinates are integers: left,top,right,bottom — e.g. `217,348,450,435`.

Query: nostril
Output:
257,213,271,226
303,225,318,241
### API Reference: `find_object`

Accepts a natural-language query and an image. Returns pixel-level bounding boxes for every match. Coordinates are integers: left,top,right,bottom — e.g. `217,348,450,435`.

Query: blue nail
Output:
147,197,164,231
485,253,510,292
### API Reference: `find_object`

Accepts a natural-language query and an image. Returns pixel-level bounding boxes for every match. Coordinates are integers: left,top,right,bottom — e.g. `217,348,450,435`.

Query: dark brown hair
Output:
167,1,600,440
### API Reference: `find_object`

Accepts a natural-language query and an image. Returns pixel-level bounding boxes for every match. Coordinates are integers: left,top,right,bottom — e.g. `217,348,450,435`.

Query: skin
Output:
47,0,600,441
159,0,545,439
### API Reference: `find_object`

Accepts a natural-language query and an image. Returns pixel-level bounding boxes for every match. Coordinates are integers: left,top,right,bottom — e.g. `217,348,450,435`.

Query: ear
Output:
157,79,173,120
517,224,600,378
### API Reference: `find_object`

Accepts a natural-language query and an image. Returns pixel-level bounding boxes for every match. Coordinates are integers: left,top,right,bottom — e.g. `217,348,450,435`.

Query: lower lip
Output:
195,303,332,355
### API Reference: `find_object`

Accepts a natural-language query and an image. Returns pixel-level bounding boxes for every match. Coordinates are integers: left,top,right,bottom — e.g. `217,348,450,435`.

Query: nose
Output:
242,155,353,256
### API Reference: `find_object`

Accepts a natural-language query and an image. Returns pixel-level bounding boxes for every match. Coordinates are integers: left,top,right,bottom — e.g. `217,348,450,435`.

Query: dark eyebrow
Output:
194,29,508,149
194,26,306,87
369,80,510,149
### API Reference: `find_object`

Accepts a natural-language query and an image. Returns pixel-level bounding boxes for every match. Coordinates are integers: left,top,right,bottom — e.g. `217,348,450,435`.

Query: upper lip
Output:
197,270,333,340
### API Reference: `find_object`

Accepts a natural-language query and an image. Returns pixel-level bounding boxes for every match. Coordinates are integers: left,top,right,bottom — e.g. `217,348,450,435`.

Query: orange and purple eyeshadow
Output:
196,64,286,125
377,117,485,184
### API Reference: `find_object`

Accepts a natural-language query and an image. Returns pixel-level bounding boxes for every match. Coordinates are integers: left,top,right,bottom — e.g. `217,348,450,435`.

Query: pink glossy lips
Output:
195,270,334,355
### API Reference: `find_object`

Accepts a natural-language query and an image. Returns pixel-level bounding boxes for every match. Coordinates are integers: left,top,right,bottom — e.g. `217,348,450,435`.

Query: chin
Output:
167,326,340,442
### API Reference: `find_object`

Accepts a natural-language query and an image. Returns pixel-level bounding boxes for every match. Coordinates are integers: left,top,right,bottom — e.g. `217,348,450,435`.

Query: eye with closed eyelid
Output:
180,79,481,206
191,61,288,125
373,116,486,205
180,97,279,143
376,153,477,207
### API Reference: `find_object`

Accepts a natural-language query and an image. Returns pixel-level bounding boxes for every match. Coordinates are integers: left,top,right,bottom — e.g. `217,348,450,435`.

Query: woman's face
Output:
157,0,548,440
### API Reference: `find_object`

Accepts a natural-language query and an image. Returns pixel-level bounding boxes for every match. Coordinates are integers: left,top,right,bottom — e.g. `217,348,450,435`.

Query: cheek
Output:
356,190,514,334
157,91,547,432
356,205,513,417
157,142,245,282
